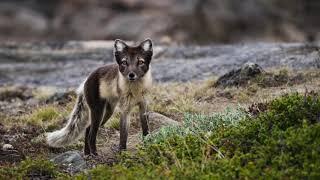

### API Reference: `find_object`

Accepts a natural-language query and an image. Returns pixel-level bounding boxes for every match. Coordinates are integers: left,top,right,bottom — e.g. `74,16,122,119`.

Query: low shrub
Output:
144,107,247,144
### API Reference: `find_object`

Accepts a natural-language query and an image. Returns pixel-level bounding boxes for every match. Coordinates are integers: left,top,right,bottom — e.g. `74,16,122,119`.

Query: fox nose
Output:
128,72,136,80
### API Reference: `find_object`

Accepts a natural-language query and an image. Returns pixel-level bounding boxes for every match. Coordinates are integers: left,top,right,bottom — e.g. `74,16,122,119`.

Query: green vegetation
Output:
144,107,246,144
27,106,59,125
76,93,320,179
25,105,68,131
0,158,68,179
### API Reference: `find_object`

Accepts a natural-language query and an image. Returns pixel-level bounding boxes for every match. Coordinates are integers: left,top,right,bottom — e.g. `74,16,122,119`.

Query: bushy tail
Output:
46,93,89,147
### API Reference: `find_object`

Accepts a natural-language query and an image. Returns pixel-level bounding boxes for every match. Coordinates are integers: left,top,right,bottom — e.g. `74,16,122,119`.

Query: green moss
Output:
76,93,320,179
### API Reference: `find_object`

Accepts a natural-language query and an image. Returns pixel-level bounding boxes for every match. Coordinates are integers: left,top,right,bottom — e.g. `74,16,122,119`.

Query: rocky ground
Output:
1,41,319,87
0,41,320,177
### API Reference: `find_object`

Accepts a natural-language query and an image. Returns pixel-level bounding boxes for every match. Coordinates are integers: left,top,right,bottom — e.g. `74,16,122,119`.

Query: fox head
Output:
114,39,153,82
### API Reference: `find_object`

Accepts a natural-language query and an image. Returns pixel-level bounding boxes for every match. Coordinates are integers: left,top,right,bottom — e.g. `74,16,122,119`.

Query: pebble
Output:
2,144,14,150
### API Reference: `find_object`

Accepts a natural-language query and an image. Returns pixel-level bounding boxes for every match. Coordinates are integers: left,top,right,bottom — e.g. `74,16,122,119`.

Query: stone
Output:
45,90,76,105
148,112,180,132
2,144,14,150
0,149,23,163
214,62,264,87
51,151,87,174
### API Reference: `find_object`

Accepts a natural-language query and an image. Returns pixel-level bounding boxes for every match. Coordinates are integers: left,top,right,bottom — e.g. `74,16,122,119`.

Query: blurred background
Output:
0,0,319,44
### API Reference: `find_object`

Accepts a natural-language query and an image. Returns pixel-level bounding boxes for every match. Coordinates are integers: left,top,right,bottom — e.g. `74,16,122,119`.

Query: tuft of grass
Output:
105,112,121,130
27,106,59,125
25,105,69,131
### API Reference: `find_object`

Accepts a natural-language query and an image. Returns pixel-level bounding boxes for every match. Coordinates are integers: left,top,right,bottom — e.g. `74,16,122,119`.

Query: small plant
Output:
105,112,121,130
28,106,59,124
27,106,60,125
25,105,69,131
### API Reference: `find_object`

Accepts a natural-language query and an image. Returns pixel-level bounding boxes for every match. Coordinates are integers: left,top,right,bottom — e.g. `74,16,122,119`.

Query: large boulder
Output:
148,112,180,132
214,62,264,87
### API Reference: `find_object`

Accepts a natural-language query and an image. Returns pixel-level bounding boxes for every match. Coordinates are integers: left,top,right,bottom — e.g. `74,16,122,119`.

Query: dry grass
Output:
1,68,320,132
148,82,204,120
147,68,320,122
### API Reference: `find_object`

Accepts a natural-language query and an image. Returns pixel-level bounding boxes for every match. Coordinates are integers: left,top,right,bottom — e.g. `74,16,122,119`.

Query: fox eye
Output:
121,58,128,66
121,60,128,66
138,58,145,65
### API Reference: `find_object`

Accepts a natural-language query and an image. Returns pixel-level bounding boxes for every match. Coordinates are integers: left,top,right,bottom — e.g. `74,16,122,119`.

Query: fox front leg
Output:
119,112,130,150
139,100,149,136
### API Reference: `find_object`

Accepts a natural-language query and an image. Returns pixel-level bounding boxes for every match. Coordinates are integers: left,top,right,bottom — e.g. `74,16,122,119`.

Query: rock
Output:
0,86,33,101
2,144,14,150
241,62,264,76
214,62,264,87
148,112,179,132
51,151,87,174
0,149,23,163
45,90,76,105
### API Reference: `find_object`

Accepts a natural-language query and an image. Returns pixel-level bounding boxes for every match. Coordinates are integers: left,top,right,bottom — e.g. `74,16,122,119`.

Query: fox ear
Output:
114,39,127,52
140,38,152,52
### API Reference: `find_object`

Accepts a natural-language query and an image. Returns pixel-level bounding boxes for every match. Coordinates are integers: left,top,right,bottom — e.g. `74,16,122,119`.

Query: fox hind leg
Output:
86,100,105,155
84,102,115,155
84,126,91,155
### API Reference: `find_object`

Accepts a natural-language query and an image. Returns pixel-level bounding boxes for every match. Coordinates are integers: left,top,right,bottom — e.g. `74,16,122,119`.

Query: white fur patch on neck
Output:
117,69,152,110
118,68,152,95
